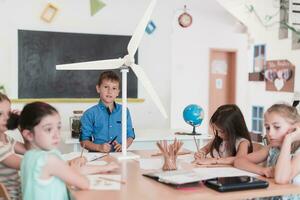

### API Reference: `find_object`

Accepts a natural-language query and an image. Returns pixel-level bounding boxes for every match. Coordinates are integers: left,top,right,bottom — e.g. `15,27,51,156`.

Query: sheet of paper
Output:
177,154,195,163
87,175,121,190
62,152,106,162
139,158,163,170
192,167,259,180
109,152,140,160
88,160,107,165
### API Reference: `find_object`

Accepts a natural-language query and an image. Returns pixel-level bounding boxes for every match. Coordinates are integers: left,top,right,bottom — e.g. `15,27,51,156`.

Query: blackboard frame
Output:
18,30,138,99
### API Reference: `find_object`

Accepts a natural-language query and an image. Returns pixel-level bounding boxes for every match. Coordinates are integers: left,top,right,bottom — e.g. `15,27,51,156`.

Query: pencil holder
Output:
156,139,183,171
162,155,177,171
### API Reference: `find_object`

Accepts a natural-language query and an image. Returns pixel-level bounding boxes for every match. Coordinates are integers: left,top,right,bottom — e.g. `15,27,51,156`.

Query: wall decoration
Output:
41,3,58,23
246,1,300,50
145,20,156,34
253,44,265,72
248,44,265,81
265,60,295,92
178,5,192,28
245,4,279,28
292,30,300,49
90,0,106,16
279,0,289,39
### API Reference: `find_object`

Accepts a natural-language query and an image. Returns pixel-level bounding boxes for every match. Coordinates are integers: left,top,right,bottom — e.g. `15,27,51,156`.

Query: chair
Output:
0,183,11,200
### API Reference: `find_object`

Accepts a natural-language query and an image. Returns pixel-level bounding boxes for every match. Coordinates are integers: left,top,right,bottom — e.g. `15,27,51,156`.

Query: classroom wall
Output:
217,0,299,129
170,1,250,132
0,0,249,135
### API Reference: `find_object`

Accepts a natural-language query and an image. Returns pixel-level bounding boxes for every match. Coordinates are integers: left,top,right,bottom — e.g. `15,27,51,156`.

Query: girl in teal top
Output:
20,102,118,200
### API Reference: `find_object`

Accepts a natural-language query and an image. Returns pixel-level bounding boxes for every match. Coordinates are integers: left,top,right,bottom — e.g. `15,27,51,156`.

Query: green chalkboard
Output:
18,30,138,98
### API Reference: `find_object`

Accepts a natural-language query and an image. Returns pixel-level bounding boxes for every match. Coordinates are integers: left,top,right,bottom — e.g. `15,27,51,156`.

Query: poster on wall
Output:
279,0,289,39
265,60,295,92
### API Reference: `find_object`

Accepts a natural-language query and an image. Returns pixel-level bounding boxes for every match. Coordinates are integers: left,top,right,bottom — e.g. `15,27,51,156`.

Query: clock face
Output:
178,12,192,28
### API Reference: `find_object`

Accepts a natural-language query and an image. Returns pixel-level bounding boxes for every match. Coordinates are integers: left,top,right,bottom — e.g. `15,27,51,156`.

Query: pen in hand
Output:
109,136,118,145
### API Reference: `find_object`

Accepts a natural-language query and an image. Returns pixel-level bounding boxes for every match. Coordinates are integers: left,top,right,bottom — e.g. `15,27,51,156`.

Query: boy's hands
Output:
98,143,112,153
113,141,122,152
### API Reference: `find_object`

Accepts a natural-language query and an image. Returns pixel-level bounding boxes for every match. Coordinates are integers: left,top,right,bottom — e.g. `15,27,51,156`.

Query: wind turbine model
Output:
56,0,167,159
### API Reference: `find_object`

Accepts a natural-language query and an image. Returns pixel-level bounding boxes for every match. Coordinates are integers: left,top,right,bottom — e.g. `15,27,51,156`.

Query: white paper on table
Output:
109,152,140,160
139,158,163,170
177,154,195,163
192,167,259,180
87,175,121,190
88,160,107,165
139,158,184,170
62,152,106,162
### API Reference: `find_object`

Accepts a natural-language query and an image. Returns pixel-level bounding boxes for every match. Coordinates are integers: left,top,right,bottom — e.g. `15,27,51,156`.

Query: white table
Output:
62,129,211,152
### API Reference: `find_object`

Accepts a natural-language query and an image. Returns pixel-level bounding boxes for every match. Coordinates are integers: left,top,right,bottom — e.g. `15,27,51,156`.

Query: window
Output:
253,45,266,72
252,106,264,134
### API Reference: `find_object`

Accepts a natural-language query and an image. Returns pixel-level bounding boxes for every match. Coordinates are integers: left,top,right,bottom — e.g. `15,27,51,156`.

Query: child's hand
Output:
194,150,206,160
285,127,300,143
98,143,111,153
113,141,122,152
261,167,274,178
194,158,218,165
101,162,119,173
69,156,87,168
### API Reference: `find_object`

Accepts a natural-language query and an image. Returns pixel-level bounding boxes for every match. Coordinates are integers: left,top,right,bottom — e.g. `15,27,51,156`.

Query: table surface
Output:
71,150,300,200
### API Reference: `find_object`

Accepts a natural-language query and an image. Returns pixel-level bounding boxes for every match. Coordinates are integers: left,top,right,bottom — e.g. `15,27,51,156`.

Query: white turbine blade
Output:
56,58,125,70
131,64,168,118
127,0,157,57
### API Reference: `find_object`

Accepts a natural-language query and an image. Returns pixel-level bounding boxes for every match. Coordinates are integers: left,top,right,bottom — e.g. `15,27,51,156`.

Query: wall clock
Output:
178,5,192,28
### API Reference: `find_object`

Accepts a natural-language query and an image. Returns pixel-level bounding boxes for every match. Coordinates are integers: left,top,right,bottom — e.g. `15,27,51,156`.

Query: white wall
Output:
0,0,247,135
170,0,250,133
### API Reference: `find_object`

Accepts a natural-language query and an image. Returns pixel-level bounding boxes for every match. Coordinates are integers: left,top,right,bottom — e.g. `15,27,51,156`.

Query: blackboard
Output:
18,30,138,98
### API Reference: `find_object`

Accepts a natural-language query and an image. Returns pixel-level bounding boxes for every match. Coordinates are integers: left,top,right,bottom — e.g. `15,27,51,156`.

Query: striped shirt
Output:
0,136,21,200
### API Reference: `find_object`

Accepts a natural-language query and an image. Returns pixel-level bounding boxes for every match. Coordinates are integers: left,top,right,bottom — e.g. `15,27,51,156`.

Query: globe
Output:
183,104,204,135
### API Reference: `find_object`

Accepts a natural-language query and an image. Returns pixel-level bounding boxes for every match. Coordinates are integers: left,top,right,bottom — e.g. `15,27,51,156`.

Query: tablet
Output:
205,176,268,192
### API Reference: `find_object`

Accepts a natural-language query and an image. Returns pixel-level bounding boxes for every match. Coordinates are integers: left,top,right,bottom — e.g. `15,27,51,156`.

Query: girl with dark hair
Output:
194,104,253,165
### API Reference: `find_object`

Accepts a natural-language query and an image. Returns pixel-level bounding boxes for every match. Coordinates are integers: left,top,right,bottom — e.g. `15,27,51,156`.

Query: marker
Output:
109,136,118,145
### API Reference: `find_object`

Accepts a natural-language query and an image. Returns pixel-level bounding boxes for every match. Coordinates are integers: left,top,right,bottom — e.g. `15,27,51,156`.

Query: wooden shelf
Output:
248,72,264,81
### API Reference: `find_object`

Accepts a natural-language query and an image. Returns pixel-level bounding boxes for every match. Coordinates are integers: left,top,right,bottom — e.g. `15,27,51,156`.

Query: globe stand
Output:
175,125,201,135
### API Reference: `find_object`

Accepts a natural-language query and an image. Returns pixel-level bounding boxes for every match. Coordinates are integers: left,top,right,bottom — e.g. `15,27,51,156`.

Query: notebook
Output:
204,176,269,192
143,170,204,187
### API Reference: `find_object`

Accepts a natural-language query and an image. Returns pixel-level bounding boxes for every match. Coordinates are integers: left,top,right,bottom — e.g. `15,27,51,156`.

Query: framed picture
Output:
265,60,295,92
253,44,266,72
41,3,58,23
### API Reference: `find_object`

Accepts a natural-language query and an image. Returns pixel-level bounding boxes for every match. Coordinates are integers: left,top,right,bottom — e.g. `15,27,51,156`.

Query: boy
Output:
80,71,135,152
